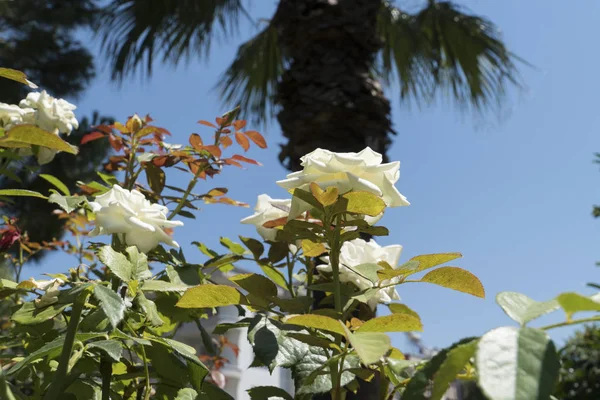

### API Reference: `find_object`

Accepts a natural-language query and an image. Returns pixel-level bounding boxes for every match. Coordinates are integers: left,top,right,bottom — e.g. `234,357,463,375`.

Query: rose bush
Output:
0,67,597,400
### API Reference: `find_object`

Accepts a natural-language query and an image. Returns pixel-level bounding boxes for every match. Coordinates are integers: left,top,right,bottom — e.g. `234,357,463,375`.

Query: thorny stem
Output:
43,291,89,400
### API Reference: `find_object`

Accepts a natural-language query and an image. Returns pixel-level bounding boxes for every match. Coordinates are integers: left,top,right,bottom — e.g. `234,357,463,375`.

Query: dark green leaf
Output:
93,284,125,329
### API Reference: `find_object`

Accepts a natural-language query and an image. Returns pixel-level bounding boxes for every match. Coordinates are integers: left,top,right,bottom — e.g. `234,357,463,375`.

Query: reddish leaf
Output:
203,145,222,158
189,133,203,152
220,136,233,149
221,129,231,134
80,131,105,145
235,132,249,151
233,120,247,130
215,117,230,127
198,120,217,128
94,125,113,134
108,134,123,152
232,154,261,166
262,217,287,228
224,158,243,168
244,130,267,149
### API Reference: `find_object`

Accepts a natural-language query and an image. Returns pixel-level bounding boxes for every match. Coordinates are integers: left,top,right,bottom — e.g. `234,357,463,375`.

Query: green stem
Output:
167,168,202,220
100,355,112,400
140,343,151,400
43,292,89,400
540,316,600,331
330,224,343,315
286,254,296,298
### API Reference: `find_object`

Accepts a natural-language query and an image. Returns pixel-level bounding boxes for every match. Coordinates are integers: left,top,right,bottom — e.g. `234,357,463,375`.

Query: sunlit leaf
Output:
420,267,484,298
177,285,246,308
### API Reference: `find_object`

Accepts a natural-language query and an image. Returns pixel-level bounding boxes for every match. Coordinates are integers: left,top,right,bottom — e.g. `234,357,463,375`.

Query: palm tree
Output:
100,0,522,171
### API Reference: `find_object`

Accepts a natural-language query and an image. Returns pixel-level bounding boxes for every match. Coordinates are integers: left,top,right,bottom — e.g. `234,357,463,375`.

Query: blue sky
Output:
25,0,600,351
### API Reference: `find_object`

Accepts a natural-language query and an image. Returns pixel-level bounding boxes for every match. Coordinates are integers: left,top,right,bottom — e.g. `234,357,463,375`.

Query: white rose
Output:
319,238,402,310
277,147,409,222
89,185,184,253
0,103,35,129
241,194,293,241
19,90,79,135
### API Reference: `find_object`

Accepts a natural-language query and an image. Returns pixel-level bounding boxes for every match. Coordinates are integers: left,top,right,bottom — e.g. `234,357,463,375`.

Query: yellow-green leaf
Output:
260,264,288,290
39,174,70,196
357,314,423,333
229,273,278,298
342,191,386,217
388,303,421,321
398,253,462,277
284,314,345,336
343,324,391,365
0,67,37,87
310,182,339,206
176,285,246,308
556,292,600,318
0,189,47,199
388,347,405,360
0,125,78,154
301,239,327,257
420,267,485,298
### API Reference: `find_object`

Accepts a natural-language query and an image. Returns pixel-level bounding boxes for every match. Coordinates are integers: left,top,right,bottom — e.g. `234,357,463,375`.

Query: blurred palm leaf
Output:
100,0,248,80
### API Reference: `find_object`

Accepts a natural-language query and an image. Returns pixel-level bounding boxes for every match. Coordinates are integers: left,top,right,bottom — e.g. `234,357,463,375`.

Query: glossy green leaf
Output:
87,340,123,362
136,292,164,326
0,189,47,199
342,191,386,216
476,327,560,400
220,237,246,255
556,292,600,318
357,313,423,333
421,267,485,298
98,246,132,282
11,302,69,325
285,314,345,336
431,341,477,400
39,174,70,195
125,246,152,281
176,285,246,308
198,381,234,399
260,264,288,290
496,292,560,326
229,273,278,298
141,280,190,292
93,284,125,329
1,125,78,154
247,386,293,400
240,236,264,258
267,241,289,263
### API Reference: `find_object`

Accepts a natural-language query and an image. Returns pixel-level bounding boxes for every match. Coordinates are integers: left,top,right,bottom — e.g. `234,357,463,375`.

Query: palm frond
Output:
217,23,285,124
99,0,248,80
379,1,524,112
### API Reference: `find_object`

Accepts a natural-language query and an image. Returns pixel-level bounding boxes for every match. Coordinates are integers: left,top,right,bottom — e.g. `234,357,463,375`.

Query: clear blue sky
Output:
25,0,600,351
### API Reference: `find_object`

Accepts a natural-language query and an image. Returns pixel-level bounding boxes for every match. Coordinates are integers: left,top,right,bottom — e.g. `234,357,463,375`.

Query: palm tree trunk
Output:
275,1,388,398
275,0,393,172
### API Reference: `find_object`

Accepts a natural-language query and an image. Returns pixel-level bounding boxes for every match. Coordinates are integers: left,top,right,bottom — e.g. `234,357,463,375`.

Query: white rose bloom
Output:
277,147,409,223
241,194,295,241
319,238,402,310
19,91,79,135
89,185,184,253
0,103,35,129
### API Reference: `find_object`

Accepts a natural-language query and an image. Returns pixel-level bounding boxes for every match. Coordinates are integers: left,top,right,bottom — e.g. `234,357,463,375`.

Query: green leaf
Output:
176,285,246,308
48,194,85,213
125,246,152,281
87,340,123,362
349,263,382,283
420,267,485,298
240,236,264,259
97,171,118,186
357,314,423,333
229,273,278,298
556,292,600,318
388,303,421,320
260,264,288,290
496,292,560,326
247,386,293,400
292,188,323,211
253,326,280,369
39,174,70,195
98,246,132,282
213,320,253,334
431,341,477,400
1,125,78,154
0,369,16,400
175,388,198,400
310,183,339,206
285,314,345,336
220,237,246,255
93,285,125,329
144,162,166,195
141,280,190,292
476,327,560,400
343,324,391,365
198,381,234,399
136,292,164,326
342,191,386,216
398,253,463,277
11,302,69,325
0,67,37,87
0,189,47,199
301,239,327,257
